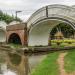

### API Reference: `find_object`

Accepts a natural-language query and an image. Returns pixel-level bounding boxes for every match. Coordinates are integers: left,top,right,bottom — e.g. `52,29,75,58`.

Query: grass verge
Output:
64,49,75,73
31,52,59,75
8,43,22,48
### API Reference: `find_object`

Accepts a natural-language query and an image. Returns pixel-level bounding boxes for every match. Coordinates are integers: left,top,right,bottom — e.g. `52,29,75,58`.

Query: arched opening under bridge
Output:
28,18,75,46
8,33,22,44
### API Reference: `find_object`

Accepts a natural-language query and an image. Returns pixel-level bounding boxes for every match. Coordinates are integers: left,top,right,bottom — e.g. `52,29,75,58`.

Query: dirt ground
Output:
57,52,75,75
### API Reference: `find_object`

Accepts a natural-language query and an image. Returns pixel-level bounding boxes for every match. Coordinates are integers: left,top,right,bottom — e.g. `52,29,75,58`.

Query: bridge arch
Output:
28,18,75,46
27,4,75,28
8,33,22,44
28,4,75,46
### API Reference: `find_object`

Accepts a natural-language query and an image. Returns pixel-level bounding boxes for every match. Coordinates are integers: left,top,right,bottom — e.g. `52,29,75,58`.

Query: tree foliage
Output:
50,23,75,39
0,10,22,24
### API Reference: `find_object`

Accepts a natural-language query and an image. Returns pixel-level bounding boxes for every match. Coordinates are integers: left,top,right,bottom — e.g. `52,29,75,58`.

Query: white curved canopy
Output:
0,29,6,42
9,21,20,25
0,21,8,30
0,21,7,42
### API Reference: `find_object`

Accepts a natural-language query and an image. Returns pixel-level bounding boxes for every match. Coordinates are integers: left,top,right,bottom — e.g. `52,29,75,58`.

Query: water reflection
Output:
0,51,46,75
0,52,8,75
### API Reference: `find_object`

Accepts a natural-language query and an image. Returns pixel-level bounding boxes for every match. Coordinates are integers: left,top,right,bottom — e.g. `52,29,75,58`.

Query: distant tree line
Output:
0,10,22,24
50,23,75,39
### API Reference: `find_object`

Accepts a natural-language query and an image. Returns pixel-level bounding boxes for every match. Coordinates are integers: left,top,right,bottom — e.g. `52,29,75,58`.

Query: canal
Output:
0,50,46,75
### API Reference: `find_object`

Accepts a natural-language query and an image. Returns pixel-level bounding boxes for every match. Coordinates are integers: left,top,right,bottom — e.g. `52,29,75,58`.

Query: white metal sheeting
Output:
9,21,20,25
0,21,7,42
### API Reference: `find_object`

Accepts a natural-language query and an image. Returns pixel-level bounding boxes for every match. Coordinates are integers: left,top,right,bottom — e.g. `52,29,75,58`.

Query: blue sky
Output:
0,0,75,21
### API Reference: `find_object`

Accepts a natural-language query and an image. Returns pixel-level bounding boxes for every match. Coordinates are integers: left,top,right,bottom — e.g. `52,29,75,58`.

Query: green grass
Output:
8,43,22,48
64,49,75,73
31,52,59,75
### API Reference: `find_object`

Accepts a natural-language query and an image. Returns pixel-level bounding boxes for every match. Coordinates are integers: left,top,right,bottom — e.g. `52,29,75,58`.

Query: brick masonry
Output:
6,23,28,46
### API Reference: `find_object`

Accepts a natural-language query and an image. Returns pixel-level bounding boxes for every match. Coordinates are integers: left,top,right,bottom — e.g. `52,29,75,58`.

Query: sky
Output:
0,0,75,22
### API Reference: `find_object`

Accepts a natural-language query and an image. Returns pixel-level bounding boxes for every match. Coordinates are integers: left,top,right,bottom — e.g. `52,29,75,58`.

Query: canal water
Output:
0,51,46,75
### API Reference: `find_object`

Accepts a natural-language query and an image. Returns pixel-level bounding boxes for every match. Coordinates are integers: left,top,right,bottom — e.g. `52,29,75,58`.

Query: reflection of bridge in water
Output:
0,45,46,75
0,46,29,75
6,53,29,75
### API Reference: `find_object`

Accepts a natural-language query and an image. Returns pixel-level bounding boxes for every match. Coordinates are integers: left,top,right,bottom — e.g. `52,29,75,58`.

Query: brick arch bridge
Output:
7,4,75,46
6,23,28,46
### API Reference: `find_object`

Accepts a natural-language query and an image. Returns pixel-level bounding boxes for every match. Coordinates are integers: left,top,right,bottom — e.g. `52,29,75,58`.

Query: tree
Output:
50,23,75,39
0,10,22,24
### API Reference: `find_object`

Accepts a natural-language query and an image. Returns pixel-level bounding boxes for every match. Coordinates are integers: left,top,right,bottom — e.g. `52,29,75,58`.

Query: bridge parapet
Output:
27,4,75,30
27,4,75,46
27,7,46,28
48,5,75,20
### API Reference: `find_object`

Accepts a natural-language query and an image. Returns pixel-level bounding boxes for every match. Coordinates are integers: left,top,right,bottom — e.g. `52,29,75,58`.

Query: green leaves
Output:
50,23,75,39
0,10,22,24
